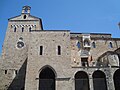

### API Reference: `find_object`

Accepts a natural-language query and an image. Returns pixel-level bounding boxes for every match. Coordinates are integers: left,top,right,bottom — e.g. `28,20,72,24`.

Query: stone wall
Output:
25,31,71,90
0,6,120,90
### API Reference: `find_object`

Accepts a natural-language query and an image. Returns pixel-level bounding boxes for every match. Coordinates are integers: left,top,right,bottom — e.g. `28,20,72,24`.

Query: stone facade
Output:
0,6,120,90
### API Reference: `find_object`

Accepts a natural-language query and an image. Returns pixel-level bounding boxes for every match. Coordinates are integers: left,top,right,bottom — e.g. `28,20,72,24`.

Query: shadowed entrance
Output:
39,67,55,90
114,69,120,90
75,71,90,90
93,70,107,90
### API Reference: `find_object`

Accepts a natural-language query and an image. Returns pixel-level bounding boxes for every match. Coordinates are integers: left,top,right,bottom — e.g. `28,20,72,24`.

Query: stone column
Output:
89,74,93,90
105,68,115,90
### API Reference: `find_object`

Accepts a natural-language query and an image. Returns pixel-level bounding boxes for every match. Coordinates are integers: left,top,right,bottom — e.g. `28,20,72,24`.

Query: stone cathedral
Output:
0,6,120,90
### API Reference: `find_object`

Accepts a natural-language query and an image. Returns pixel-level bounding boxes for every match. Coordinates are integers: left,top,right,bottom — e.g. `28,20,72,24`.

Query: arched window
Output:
109,42,113,48
14,27,16,32
92,70,107,90
84,39,90,46
77,42,80,48
75,71,90,90
15,70,17,75
29,27,31,32
39,67,55,90
5,70,7,74
58,45,61,55
113,69,120,90
22,27,24,32
92,42,96,48
23,15,26,19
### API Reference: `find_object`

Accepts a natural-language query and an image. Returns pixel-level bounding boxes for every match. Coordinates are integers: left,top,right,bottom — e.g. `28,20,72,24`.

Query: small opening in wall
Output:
5,70,7,74
58,45,61,55
109,42,113,48
22,27,24,32
23,15,26,19
92,42,96,48
19,37,23,40
81,58,89,67
14,27,16,32
15,70,17,75
77,42,80,48
29,27,31,32
40,46,43,55
11,25,13,28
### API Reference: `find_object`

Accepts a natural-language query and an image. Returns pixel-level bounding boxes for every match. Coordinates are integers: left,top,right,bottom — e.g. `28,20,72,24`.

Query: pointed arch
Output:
92,70,107,90
113,69,120,90
39,65,57,77
39,65,56,90
75,71,90,90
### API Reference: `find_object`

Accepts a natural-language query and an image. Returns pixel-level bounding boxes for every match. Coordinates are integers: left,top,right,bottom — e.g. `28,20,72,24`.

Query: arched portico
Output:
113,69,120,90
75,71,90,90
92,70,107,90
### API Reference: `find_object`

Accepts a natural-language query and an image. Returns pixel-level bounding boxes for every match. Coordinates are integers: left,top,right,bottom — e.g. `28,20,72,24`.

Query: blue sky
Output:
0,0,120,55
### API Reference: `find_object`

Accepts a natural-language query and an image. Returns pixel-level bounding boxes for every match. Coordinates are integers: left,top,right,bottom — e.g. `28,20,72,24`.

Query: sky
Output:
0,0,120,55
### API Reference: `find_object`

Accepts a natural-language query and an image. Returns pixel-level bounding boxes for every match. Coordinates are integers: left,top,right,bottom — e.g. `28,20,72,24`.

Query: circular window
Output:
17,41,24,48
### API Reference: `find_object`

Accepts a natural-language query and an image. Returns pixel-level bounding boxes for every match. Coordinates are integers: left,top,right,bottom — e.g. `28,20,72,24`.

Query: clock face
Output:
17,41,24,48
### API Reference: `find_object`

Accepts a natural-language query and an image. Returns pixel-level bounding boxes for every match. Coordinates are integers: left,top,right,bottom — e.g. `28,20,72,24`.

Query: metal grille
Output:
114,77,120,90
75,79,90,90
93,78,107,90
39,79,55,90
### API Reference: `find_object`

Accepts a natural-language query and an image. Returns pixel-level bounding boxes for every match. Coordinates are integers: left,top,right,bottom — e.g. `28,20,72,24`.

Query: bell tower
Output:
7,5,43,32
0,6,43,89
22,6,31,14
